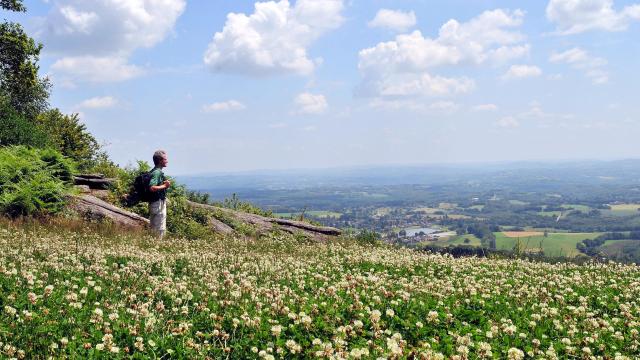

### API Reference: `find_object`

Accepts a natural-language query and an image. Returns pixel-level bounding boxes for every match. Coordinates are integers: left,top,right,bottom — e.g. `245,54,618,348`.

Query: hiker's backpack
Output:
128,171,155,205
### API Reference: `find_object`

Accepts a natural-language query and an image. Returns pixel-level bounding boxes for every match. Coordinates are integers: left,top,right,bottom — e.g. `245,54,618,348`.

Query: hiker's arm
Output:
150,180,171,192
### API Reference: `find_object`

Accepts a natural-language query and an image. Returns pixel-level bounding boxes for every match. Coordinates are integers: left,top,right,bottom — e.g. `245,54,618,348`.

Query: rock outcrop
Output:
187,201,341,241
68,173,342,240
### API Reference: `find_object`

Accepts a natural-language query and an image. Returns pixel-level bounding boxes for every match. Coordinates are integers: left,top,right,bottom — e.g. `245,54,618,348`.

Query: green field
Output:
494,232,601,257
427,234,483,247
603,203,640,217
275,210,343,219
538,204,592,217
562,204,591,212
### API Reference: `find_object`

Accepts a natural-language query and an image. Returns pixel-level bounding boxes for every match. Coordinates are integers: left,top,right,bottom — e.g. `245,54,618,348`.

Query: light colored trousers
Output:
149,199,167,238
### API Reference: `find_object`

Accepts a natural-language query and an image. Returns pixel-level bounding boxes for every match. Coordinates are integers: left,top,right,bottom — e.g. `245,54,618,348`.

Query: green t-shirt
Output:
149,167,166,200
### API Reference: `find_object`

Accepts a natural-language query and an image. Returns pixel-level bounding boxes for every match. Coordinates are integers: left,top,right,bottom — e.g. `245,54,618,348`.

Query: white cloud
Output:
550,47,608,84
375,73,475,97
39,0,186,82
368,98,461,114
368,9,417,32
294,92,328,114
502,64,542,80
204,0,345,76
546,0,640,34
202,100,246,113
50,56,144,83
358,9,528,99
473,104,499,111
495,116,519,128
76,96,118,109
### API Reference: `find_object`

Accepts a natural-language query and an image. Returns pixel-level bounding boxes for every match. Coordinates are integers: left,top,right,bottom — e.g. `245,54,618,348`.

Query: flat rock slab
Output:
68,194,149,229
186,200,341,240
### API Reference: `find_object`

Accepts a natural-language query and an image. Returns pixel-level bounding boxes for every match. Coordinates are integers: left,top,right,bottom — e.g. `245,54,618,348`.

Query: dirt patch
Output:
502,231,544,238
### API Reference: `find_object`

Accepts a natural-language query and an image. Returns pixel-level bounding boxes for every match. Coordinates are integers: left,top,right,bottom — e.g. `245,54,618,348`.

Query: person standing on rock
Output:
149,150,170,238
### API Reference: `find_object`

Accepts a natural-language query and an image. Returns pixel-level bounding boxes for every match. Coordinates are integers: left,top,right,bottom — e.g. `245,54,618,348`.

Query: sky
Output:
3,0,640,175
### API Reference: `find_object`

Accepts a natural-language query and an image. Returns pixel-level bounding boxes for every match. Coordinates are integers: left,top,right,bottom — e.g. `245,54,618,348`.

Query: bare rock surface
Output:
68,194,149,229
186,201,342,240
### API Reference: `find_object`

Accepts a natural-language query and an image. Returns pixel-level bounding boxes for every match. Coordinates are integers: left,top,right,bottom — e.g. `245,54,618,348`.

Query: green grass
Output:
562,204,591,212
427,234,483,247
494,232,601,257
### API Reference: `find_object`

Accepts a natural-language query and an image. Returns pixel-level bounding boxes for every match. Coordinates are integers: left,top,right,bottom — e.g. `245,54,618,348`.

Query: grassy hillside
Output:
0,221,638,358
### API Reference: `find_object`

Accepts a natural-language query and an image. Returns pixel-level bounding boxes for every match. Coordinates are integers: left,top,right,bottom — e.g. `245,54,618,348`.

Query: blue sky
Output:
4,0,640,174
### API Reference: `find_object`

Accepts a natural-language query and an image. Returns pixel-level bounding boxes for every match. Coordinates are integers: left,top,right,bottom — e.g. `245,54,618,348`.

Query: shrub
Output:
355,229,381,245
219,193,273,217
0,146,75,217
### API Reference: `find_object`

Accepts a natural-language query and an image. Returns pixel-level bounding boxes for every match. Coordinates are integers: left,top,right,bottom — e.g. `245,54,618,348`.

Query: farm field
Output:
427,234,483,247
604,204,640,217
1,223,639,358
537,204,592,218
494,232,601,257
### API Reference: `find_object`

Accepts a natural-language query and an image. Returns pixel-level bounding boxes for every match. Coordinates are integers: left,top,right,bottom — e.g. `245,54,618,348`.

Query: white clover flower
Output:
4,306,16,317
507,347,524,360
370,310,382,323
271,325,282,337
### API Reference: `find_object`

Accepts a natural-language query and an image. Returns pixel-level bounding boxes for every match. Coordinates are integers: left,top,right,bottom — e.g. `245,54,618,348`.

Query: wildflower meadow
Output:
0,222,639,359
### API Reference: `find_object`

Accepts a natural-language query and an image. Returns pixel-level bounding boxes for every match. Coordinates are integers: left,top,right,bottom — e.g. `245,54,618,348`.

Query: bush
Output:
355,229,381,245
0,146,75,217
219,193,273,217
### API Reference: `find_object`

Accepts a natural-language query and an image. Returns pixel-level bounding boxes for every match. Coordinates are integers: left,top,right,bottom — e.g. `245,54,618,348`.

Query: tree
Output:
37,109,100,169
0,96,47,146
1,0,26,12
0,0,50,120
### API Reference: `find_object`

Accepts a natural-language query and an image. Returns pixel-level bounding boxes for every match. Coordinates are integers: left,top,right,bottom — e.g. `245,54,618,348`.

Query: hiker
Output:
149,150,170,238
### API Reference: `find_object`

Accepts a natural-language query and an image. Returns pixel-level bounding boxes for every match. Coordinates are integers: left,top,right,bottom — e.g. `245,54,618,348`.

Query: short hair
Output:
153,150,167,165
